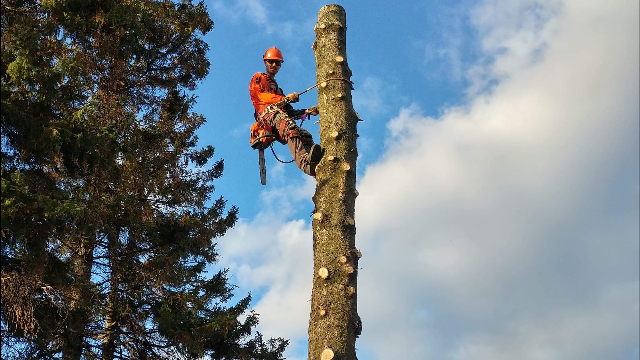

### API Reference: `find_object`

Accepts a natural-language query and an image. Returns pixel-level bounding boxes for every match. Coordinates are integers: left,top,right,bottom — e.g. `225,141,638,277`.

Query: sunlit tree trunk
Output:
309,5,361,360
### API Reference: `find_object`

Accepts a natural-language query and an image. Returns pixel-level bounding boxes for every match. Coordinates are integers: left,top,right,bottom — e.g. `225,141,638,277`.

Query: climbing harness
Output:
251,77,353,185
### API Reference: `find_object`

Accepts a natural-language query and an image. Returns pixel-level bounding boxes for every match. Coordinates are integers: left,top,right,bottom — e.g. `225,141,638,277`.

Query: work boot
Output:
304,162,318,177
309,144,323,163
304,144,323,177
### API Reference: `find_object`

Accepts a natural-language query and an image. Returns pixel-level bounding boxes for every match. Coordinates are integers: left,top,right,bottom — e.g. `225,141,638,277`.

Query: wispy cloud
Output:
465,0,564,96
419,3,474,83
211,0,296,38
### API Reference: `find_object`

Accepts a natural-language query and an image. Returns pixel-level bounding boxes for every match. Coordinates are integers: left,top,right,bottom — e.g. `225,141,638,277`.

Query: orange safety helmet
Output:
263,47,283,62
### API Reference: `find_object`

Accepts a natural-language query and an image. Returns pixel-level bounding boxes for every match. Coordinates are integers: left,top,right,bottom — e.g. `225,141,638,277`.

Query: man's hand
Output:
305,105,319,116
286,92,299,103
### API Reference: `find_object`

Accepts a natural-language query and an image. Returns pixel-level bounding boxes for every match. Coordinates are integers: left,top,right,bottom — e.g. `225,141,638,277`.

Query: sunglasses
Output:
265,60,282,66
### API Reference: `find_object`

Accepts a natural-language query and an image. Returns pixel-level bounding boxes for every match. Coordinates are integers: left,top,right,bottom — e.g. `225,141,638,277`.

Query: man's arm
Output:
283,104,319,119
283,103,306,119
249,73,286,107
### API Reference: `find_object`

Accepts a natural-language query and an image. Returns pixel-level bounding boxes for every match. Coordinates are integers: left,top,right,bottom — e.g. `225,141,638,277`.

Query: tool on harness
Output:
258,148,267,185
250,121,276,150
250,98,291,186
250,97,291,150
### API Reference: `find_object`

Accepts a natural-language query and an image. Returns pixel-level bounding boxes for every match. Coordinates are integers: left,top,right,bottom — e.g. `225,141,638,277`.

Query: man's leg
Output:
287,134,322,176
273,114,322,176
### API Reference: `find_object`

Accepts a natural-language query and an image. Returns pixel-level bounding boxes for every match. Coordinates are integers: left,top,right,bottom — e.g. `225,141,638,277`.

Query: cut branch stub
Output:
334,55,344,63
321,348,335,360
318,267,329,279
313,212,324,222
338,255,348,264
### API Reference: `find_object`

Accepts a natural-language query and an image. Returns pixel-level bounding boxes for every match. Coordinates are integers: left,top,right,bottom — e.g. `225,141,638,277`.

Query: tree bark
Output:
309,5,360,360
102,228,121,360
63,234,96,360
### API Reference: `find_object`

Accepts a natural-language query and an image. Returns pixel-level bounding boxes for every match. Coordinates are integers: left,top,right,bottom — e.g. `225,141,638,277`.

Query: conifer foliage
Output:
1,1,287,359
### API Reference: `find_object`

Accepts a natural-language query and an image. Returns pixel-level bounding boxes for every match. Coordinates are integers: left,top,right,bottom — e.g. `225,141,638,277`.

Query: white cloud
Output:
465,0,564,96
216,178,315,348
355,0,639,358
216,0,639,359
218,214,313,341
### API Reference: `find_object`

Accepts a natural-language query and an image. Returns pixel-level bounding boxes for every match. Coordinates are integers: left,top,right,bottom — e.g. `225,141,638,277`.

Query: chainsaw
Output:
258,147,267,185
249,98,293,186
250,131,276,186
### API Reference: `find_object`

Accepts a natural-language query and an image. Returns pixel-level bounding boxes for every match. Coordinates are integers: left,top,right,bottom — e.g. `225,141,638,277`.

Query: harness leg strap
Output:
279,119,299,141
279,119,314,142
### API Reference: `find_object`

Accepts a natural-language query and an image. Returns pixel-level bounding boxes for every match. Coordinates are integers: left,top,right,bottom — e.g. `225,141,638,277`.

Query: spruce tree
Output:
1,1,287,359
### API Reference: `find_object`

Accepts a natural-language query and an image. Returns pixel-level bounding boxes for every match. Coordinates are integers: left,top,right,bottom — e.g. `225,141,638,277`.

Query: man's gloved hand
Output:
286,92,299,103
305,105,319,116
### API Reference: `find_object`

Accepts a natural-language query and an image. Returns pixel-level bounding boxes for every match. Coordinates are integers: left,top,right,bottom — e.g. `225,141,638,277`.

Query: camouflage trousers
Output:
262,109,316,175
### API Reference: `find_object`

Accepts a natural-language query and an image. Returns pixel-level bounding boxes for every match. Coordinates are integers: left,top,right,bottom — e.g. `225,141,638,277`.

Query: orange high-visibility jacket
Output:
249,72,285,114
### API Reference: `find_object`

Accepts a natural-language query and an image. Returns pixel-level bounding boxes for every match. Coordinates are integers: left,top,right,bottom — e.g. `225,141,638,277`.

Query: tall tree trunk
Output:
63,234,96,360
309,5,360,360
102,228,121,360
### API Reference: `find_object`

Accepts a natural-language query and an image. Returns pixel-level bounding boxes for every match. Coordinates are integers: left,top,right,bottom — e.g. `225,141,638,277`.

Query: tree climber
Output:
249,46,323,176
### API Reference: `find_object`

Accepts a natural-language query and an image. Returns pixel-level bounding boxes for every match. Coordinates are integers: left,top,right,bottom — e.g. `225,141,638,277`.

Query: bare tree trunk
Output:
63,235,96,360
309,5,360,360
102,228,120,360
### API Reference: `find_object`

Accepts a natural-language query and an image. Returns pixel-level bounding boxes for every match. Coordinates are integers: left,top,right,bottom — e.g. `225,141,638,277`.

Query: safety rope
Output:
298,77,354,96
297,78,351,127
270,143,295,164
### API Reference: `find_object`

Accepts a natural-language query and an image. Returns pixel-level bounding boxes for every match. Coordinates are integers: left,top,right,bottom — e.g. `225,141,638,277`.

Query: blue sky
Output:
191,1,639,359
